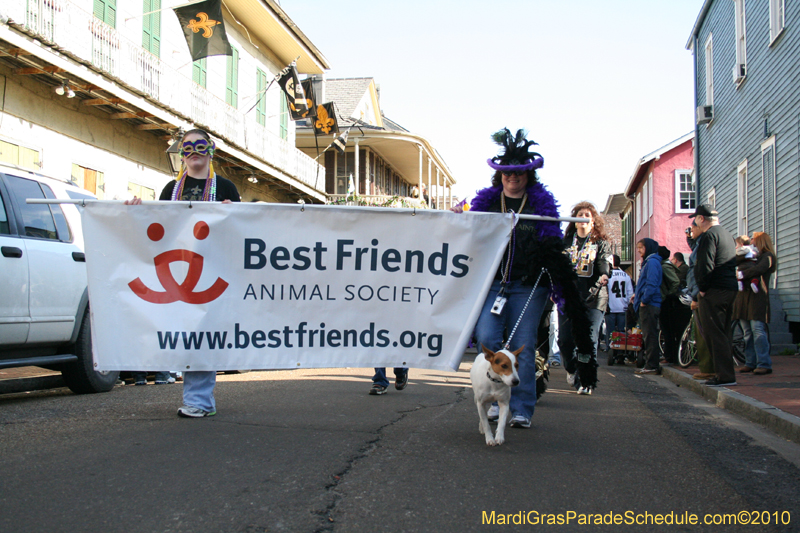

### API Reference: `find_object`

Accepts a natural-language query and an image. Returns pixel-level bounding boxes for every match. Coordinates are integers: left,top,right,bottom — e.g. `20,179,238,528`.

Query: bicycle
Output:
678,318,747,368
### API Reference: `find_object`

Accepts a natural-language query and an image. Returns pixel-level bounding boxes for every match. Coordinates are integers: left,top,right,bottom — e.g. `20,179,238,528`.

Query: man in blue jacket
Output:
633,238,662,374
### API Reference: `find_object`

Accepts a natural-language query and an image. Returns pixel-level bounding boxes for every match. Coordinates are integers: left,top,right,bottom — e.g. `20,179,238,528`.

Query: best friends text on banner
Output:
82,203,513,372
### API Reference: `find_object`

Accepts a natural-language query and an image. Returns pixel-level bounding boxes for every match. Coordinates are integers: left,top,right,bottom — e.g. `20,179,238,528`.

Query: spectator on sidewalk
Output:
658,246,684,365
633,238,662,374
671,252,689,287
605,254,633,363
692,204,738,387
686,222,714,379
733,231,777,375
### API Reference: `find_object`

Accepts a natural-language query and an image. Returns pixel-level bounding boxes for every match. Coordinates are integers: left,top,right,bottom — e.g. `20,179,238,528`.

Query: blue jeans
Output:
740,319,772,369
183,371,216,412
474,279,549,420
605,312,626,337
558,307,605,381
372,367,407,387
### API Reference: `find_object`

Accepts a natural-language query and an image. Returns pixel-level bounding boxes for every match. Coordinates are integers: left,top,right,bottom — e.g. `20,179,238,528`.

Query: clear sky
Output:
283,0,704,214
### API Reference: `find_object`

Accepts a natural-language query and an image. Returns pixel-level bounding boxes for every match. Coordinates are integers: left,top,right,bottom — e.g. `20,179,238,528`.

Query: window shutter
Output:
762,145,776,239
256,68,266,126
193,58,206,87
226,47,239,108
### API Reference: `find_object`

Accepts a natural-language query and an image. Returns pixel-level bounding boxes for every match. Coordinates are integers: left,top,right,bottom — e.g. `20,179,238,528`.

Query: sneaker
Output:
166,375,176,384
135,380,147,386
566,372,575,386
577,386,592,395
177,405,216,418
369,384,388,395
154,380,168,385
635,367,659,375
487,404,499,421
704,377,737,387
508,415,531,428
395,371,409,390
550,360,561,367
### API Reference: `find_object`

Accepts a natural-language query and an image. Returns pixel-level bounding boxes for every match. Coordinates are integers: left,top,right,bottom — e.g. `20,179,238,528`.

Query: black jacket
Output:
694,225,737,292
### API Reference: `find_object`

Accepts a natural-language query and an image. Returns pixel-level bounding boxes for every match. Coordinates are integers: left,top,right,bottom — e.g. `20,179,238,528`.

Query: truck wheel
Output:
61,307,119,394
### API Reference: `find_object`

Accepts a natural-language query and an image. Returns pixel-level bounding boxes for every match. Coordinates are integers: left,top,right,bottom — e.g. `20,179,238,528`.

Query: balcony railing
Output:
1,0,324,192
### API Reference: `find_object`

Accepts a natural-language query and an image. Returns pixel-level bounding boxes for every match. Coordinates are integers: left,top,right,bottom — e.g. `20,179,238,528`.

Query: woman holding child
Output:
732,232,777,375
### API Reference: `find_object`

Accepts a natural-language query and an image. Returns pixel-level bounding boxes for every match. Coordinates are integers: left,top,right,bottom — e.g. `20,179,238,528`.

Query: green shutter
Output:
142,0,161,57
256,68,266,126
93,0,116,27
279,93,288,140
226,47,239,108
193,58,207,88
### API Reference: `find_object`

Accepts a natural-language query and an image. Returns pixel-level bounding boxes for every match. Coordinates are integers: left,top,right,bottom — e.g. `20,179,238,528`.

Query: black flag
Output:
313,102,339,135
289,79,316,120
277,65,309,119
174,0,232,62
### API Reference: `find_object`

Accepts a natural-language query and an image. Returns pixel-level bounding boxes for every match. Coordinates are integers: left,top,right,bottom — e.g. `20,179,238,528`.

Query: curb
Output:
661,366,800,445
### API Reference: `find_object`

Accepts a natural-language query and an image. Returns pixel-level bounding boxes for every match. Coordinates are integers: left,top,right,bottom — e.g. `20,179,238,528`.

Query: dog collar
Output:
486,371,504,384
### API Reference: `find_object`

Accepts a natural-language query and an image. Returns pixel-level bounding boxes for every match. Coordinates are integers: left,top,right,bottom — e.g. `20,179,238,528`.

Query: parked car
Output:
0,163,118,393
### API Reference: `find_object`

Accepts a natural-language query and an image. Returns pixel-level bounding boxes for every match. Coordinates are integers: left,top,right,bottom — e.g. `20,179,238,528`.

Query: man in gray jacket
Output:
691,204,738,386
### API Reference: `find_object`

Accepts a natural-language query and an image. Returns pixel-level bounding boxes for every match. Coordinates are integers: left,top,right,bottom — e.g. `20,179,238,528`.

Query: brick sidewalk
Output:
678,354,800,418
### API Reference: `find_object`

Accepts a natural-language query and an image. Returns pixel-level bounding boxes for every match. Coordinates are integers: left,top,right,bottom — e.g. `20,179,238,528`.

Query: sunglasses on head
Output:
181,139,215,158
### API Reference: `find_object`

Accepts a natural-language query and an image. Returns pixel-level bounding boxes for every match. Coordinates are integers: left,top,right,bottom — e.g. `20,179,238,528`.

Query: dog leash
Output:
502,268,552,350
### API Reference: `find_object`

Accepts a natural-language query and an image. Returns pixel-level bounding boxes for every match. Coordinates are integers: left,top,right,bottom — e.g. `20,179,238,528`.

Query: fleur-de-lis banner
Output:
313,102,339,135
174,0,232,61
277,65,308,119
289,79,316,121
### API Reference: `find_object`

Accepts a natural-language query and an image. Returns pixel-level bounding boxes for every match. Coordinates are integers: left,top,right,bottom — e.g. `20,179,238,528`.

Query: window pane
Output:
6,175,58,240
0,190,10,235
41,183,72,242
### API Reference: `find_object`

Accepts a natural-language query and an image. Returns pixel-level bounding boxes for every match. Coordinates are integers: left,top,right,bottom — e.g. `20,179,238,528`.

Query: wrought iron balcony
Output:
1,0,324,192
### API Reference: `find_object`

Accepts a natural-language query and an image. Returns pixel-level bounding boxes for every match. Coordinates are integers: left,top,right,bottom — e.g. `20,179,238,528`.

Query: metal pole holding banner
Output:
26,199,590,223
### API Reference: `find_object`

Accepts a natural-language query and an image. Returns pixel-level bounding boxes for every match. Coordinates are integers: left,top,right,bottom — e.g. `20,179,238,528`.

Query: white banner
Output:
82,203,513,372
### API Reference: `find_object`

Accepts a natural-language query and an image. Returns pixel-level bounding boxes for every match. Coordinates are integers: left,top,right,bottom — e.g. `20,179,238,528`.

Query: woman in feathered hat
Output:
453,128,595,428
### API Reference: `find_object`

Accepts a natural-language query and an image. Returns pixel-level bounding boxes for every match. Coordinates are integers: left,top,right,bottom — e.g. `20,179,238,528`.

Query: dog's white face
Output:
484,347,521,387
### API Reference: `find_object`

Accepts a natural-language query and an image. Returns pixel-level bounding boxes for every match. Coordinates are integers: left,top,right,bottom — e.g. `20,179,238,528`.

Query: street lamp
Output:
166,138,183,174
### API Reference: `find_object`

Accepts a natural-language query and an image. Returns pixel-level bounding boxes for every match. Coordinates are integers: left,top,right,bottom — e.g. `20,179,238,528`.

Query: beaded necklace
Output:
171,162,217,202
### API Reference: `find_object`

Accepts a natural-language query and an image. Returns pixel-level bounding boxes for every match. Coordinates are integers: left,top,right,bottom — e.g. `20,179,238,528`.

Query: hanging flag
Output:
174,0,232,61
289,79,316,120
313,102,339,135
331,128,349,154
277,65,308,118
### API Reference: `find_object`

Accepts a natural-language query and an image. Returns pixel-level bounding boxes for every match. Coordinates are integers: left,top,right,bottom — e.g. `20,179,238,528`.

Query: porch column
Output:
364,147,371,196
418,145,423,198
354,139,360,196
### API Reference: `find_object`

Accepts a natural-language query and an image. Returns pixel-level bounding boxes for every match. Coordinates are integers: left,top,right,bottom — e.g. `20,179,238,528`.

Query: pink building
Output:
624,132,695,278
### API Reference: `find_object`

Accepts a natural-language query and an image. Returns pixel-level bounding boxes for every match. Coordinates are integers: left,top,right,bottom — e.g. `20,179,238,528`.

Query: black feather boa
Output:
518,235,598,389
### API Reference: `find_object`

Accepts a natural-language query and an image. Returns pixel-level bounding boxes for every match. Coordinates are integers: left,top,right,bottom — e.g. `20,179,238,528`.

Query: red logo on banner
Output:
129,221,228,304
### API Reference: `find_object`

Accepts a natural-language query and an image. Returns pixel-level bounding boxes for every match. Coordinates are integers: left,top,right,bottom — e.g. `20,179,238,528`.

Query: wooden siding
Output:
694,0,800,321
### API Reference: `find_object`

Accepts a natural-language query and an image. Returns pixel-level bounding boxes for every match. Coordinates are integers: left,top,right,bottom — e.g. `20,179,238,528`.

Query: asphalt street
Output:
1,357,800,533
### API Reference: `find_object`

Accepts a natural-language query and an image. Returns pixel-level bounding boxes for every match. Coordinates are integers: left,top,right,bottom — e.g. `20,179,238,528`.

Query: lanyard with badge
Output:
491,193,528,315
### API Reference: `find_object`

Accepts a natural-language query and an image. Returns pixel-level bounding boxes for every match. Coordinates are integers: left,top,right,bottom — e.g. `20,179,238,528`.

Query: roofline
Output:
686,0,714,50
297,127,456,185
623,132,694,196
261,0,331,70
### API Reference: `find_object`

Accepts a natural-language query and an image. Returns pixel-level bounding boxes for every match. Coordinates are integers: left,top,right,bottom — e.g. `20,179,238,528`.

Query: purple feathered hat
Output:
487,128,544,172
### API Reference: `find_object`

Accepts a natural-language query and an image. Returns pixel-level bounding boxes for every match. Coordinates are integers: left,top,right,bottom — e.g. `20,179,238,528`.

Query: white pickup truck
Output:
0,163,118,393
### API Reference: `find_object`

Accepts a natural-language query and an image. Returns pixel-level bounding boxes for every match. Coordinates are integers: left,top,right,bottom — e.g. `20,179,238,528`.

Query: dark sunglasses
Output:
501,170,527,177
181,139,215,158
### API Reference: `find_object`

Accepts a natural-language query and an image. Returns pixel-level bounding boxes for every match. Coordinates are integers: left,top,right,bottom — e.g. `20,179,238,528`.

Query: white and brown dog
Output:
470,344,523,446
